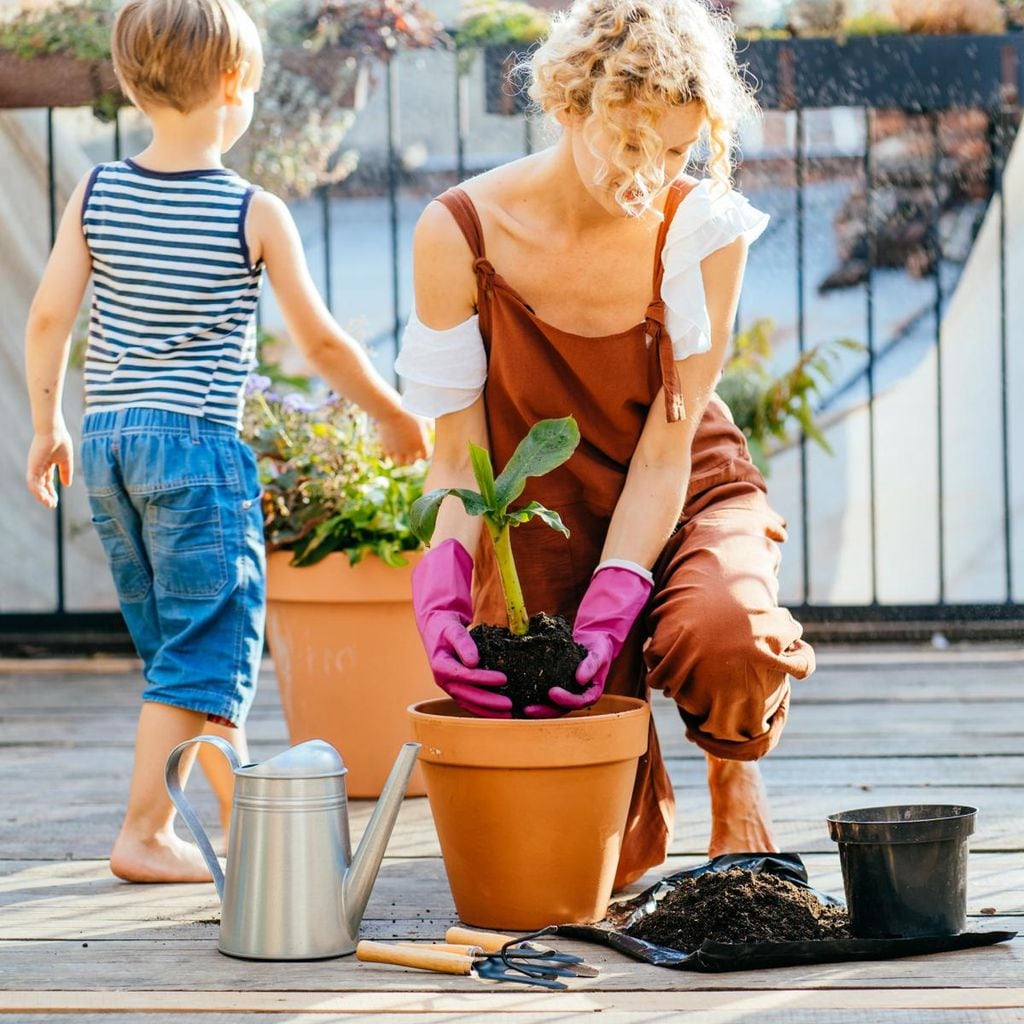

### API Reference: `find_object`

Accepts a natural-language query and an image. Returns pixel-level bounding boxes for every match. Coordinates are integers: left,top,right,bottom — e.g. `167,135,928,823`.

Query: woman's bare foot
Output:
110,829,214,883
706,754,780,857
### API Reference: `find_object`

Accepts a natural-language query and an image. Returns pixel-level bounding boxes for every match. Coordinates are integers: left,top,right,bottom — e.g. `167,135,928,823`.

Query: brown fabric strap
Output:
648,178,699,424
435,187,487,260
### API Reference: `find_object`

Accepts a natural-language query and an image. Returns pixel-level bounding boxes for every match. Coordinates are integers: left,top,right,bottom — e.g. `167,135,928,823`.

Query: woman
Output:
397,0,814,888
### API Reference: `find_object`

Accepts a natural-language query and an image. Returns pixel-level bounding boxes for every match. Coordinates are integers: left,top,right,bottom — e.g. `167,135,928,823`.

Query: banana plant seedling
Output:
410,416,580,636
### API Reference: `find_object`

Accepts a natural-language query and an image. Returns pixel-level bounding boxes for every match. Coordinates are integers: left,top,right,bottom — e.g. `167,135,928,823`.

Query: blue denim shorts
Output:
81,408,266,726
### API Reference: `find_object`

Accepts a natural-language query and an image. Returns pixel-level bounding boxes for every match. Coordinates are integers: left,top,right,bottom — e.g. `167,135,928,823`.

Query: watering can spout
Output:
342,742,420,936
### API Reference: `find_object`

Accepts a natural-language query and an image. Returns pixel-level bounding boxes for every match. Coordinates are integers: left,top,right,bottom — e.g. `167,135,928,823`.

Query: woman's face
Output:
567,100,707,217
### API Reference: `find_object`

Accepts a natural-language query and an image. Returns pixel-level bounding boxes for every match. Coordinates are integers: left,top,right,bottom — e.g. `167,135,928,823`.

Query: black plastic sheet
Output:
558,853,1017,972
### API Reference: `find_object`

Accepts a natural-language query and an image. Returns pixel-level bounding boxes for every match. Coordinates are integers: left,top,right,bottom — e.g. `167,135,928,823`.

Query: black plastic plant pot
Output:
827,804,977,939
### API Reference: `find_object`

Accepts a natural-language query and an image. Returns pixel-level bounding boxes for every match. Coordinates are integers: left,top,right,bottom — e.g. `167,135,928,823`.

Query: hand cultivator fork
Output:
355,926,599,989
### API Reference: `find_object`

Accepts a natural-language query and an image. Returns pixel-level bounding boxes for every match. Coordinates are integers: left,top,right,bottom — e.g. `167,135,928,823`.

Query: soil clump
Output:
626,868,850,950
470,612,586,716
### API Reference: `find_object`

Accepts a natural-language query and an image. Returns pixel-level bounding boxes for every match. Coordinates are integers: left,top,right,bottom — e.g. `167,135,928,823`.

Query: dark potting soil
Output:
470,612,587,717
626,868,850,950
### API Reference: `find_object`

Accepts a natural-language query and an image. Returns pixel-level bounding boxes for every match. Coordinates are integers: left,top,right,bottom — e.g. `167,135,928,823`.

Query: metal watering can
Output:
165,736,420,960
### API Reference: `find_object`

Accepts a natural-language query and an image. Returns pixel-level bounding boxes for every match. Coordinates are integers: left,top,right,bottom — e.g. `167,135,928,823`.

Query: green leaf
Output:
493,416,580,510
410,487,489,544
512,501,570,537
452,489,491,517
468,443,498,510
410,489,454,545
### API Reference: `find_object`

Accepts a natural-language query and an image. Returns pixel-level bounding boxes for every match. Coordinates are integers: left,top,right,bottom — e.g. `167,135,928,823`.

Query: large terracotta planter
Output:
408,695,650,930
266,550,436,797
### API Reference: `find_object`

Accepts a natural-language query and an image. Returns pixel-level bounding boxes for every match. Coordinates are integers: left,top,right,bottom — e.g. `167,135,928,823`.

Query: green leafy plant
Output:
454,0,549,70
242,373,427,567
0,0,112,61
411,417,579,636
0,0,446,194
842,11,903,34
455,0,549,48
0,0,121,119
715,319,862,474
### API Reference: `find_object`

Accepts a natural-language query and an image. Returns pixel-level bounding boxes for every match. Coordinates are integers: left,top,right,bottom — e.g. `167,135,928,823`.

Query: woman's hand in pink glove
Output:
411,538,512,718
548,563,653,711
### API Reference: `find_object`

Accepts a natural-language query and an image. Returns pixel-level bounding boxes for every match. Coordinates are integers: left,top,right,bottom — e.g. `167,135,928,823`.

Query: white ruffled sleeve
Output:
661,180,770,360
394,309,487,418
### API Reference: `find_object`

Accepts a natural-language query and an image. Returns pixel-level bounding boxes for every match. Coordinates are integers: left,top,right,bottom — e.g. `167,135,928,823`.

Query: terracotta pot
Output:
266,550,435,797
0,53,122,109
408,695,650,929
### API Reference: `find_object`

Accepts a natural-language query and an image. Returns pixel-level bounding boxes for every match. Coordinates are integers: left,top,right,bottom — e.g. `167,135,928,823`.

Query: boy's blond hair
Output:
112,0,263,114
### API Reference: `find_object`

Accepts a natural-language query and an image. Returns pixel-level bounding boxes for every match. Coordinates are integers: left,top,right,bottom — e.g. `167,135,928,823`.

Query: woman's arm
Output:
601,236,749,565
411,201,490,557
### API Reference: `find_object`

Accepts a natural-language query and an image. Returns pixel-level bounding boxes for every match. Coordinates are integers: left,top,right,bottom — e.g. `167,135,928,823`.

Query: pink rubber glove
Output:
548,564,653,711
411,538,512,718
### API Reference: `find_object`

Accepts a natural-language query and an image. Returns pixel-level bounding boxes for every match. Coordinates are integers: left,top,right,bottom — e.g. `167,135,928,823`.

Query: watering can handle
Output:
164,735,241,900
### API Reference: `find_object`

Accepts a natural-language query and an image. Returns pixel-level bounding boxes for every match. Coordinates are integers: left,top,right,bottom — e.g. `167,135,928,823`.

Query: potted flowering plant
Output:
406,418,650,930
242,373,436,797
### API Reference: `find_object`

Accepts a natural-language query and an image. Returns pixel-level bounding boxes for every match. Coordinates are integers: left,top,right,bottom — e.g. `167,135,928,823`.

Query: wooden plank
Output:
4,1015,1024,1024
0,852,1017,943
2,803,1020,863
3,700,1022,758
6,1011,1024,1019
7,745,1023,789
0,988,997,1013
1,929,1020,991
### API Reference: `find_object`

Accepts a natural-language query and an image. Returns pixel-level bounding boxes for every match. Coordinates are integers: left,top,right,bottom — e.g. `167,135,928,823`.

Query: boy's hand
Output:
26,427,74,509
378,410,432,465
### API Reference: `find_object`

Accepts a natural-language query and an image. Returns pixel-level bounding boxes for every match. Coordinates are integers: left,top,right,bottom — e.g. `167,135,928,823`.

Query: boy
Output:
23,0,429,883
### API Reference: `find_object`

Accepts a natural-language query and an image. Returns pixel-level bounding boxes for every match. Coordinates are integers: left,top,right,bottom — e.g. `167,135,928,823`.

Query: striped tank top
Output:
81,159,263,429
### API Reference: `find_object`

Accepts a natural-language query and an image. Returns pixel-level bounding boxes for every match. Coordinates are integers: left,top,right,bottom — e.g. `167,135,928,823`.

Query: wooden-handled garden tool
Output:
445,926,600,979
355,940,570,988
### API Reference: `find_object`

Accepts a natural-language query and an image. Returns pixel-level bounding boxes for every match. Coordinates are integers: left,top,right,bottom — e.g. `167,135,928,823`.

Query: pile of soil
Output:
470,612,586,717
626,868,850,950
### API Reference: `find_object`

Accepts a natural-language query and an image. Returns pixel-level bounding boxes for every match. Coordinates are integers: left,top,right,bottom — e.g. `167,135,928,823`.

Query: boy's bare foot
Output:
110,829,215,883
706,754,780,857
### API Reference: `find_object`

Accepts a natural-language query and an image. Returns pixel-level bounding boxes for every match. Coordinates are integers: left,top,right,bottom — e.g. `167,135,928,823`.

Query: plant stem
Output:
488,522,529,636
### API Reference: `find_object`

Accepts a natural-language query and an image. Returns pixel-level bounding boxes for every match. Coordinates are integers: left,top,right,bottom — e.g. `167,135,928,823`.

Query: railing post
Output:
386,55,401,382
320,185,334,314
455,53,468,182
795,106,810,604
930,111,946,604
863,107,879,606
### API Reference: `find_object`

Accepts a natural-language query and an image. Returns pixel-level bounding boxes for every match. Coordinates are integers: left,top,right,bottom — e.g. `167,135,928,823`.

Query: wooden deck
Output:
1,647,1021,1023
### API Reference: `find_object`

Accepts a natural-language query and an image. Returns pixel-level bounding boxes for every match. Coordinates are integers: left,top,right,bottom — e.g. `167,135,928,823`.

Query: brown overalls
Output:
437,181,815,889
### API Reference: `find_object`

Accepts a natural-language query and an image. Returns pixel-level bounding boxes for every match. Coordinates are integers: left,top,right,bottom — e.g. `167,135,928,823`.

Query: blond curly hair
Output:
528,0,757,216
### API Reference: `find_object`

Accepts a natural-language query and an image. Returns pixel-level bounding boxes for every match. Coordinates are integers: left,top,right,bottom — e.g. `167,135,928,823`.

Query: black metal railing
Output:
2,36,1022,649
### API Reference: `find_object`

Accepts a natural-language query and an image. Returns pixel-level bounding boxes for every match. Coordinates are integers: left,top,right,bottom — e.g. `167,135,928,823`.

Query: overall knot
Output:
647,300,686,424
473,257,497,291
644,299,667,344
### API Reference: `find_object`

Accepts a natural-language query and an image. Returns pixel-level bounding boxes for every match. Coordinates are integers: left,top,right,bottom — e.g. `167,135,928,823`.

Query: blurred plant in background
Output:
716,319,862,474
0,0,449,196
454,0,550,60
